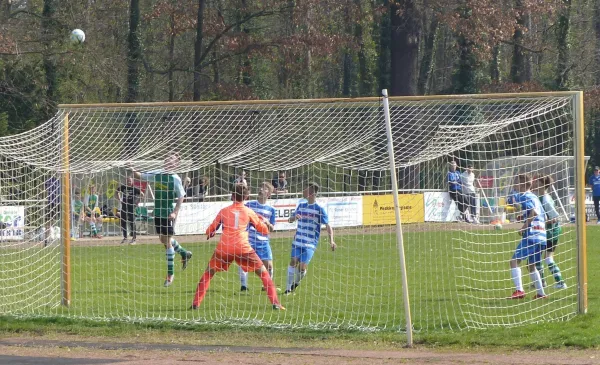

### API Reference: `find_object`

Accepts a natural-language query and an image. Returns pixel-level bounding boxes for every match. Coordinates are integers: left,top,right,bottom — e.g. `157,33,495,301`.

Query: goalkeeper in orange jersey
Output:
191,184,285,310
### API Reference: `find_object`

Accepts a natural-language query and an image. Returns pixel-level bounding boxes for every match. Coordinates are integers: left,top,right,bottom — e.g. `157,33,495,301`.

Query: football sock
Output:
171,238,188,258
259,269,279,305
166,247,175,276
546,257,564,283
530,270,545,296
511,267,523,292
239,266,248,287
286,266,295,291
296,267,307,284
535,261,545,284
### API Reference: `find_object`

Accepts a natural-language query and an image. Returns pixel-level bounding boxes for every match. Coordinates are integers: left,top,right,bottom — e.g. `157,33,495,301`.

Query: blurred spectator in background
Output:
272,171,288,194
234,170,248,187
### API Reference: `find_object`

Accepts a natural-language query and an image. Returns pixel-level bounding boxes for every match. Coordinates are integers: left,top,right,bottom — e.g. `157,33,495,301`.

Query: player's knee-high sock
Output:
239,266,248,287
90,222,96,235
193,271,215,307
286,266,295,291
258,269,280,305
166,247,175,277
170,238,188,258
296,268,307,284
530,269,545,296
511,267,523,291
546,257,564,283
535,261,545,284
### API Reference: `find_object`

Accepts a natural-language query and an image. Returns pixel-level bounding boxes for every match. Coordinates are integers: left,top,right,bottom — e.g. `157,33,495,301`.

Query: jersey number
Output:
233,211,240,229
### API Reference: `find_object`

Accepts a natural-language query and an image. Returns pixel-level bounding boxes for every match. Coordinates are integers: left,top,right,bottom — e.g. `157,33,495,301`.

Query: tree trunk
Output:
377,0,391,93
240,0,251,87
453,34,477,94
212,49,220,84
555,0,571,90
390,0,420,96
490,45,500,83
41,0,57,120
193,0,207,101
417,18,438,95
342,3,353,97
356,0,371,96
510,0,531,83
126,0,141,103
594,0,600,84
342,51,352,96
168,10,176,102
1,0,10,20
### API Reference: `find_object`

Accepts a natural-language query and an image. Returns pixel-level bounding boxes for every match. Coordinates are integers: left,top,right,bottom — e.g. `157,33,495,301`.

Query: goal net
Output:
0,92,585,332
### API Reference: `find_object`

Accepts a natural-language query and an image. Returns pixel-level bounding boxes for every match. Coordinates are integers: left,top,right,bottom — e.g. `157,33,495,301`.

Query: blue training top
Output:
292,202,329,250
245,200,276,249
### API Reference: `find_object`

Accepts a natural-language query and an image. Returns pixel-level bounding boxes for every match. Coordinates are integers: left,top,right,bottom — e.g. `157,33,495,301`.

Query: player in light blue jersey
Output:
285,182,336,295
509,174,548,299
239,182,277,292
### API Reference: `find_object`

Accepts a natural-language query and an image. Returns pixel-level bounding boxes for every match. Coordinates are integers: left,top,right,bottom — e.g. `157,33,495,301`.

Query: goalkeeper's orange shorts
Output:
208,246,263,273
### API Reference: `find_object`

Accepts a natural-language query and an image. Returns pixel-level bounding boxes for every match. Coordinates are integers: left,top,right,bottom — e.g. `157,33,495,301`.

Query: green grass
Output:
0,225,599,349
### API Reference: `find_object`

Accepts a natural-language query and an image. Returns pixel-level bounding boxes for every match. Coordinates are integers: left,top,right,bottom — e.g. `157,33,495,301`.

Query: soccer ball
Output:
494,223,502,231
70,29,85,44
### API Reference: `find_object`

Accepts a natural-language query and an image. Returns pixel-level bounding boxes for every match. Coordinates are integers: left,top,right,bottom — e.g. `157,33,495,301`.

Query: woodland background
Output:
0,0,599,171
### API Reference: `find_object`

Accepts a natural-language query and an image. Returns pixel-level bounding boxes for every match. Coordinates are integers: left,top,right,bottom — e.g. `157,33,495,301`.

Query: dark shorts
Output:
85,211,101,218
154,217,174,236
46,204,59,221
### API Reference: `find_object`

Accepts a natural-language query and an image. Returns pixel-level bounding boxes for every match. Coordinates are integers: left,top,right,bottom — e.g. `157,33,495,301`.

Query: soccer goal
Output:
0,91,586,341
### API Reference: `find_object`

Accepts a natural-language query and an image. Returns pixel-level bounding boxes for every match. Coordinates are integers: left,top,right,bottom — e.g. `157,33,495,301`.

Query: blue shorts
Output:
291,245,316,264
512,239,545,265
251,244,273,262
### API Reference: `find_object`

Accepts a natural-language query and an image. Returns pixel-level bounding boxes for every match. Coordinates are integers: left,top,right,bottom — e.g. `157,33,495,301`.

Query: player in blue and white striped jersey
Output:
238,182,277,292
509,174,548,300
285,182,336,295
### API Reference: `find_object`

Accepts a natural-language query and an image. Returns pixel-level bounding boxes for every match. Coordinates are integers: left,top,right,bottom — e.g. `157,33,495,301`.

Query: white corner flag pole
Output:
551,185,570,222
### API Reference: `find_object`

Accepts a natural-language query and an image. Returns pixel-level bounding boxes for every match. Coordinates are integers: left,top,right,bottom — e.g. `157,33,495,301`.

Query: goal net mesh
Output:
0,94,580,331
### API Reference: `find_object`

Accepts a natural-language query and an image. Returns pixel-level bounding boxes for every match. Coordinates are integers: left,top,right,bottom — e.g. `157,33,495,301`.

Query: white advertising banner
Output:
270,198,305,231
175,201,229,235
568,189,594,207
324,196,363,228
0,206,25,240
424,192,459,222
174,196,364,235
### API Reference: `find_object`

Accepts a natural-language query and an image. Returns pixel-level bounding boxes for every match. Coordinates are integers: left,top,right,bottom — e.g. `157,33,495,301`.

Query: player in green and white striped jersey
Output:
132,153,192,287
535,175,566,290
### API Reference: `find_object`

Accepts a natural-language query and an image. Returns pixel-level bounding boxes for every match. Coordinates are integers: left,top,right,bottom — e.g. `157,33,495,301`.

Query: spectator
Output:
71,188,84,239
461,164,479,224
234,170,248,187
447,161,466,222
184,176,192,197
84,184,103,238
198,176,209,201
588,166,600,224
44,176,60,247
272,171,288,194
117,177,143,244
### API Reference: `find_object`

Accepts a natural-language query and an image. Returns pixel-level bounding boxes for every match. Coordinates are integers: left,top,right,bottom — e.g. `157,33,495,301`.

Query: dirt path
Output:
0,338,599,365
